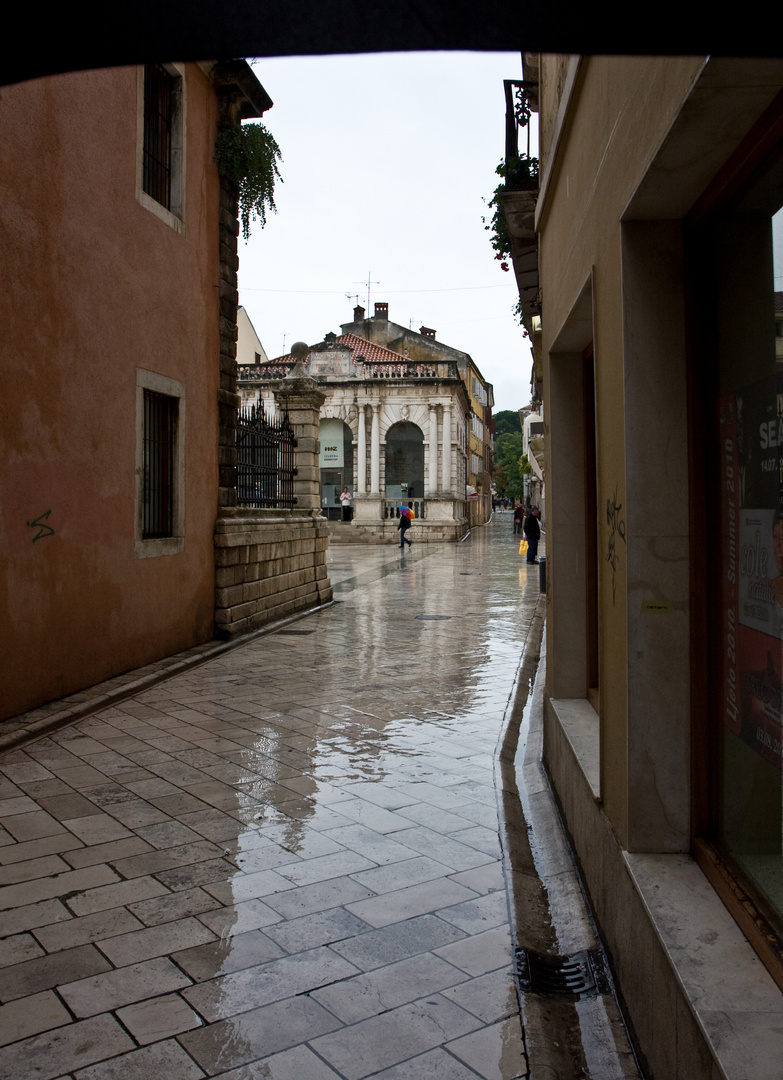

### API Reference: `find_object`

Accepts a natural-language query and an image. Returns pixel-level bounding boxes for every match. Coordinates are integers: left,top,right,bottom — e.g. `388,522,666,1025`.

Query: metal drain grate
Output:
277,629,316,636
415,615,452,621
516,947,608,999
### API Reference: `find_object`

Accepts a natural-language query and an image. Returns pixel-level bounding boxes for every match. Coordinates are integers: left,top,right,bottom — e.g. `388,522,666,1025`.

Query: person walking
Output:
340,486,353,522
513,502,525,534
523,505,541,564
398,513,413,549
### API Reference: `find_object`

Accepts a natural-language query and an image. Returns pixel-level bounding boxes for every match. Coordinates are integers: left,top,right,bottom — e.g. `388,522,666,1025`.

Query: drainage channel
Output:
496,611,642,1080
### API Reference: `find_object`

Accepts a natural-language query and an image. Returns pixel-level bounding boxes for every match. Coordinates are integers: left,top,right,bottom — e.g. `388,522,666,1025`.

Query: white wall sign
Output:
319,417,344,468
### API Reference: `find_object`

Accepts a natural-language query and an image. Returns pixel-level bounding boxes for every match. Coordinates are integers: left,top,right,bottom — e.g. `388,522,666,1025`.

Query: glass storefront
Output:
319,419,353,520
706,140,783,931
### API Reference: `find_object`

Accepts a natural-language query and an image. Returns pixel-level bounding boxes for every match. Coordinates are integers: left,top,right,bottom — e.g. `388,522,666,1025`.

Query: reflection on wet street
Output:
0,516,542,1079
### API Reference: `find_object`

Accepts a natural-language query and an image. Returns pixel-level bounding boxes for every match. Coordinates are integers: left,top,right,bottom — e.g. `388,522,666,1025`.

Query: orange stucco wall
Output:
0,65,221,720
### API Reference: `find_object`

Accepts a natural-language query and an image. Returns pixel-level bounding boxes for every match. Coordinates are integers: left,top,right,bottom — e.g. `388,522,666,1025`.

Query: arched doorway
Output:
319,418,353,520
385,421,424,501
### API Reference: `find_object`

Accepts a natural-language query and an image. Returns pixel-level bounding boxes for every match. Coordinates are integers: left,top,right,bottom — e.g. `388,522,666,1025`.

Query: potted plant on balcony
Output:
484,154,540,324
485,155,539,266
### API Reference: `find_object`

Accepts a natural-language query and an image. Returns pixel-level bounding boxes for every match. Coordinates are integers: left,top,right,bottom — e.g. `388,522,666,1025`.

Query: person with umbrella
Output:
397,506,414,549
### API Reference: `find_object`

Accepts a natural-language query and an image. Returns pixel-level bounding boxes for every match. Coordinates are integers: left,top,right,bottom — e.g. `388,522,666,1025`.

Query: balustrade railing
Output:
383,500,426,520
364,361,458,380
238,363,293,381
236,360,459,384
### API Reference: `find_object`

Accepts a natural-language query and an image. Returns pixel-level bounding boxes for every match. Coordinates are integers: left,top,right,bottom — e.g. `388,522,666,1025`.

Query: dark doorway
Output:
385,422,424,501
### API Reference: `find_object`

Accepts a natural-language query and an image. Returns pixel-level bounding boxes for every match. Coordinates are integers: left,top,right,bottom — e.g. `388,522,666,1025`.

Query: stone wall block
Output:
214,510,331,638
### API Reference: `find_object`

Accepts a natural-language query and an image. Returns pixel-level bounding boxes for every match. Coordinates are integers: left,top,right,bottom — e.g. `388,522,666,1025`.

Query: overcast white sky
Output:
237,51,534,413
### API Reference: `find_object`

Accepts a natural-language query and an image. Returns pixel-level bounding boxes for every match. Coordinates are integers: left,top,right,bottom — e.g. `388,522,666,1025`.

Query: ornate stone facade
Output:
238,330,472,543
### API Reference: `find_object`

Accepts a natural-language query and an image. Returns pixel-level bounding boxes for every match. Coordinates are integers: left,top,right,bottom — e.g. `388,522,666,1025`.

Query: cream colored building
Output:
236,306,269,375
504,54,783,1080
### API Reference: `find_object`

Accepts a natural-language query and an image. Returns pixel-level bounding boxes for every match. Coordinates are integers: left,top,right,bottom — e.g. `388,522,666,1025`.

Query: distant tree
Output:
493,432,529,500
493,410,522,437
493,463,510,495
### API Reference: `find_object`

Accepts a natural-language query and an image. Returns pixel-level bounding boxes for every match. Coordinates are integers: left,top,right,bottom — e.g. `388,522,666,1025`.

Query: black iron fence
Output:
236,403,297,508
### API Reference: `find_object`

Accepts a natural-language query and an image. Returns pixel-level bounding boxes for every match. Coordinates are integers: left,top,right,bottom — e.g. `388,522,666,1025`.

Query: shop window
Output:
319,418,354,520
583,344,599,709
693,126,783,983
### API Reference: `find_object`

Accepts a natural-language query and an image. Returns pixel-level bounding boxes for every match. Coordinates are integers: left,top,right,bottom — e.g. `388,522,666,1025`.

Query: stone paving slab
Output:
0,524,541,1079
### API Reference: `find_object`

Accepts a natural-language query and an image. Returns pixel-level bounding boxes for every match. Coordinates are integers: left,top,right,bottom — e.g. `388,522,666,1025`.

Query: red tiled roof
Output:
269,333,408,366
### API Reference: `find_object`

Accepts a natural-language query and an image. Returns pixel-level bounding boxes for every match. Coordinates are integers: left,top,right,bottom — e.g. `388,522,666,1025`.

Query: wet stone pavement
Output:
0,518,544,1080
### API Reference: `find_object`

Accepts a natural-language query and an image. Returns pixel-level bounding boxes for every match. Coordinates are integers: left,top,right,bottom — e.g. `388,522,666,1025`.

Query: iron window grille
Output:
237,403,297,508
143,63,173,209
142,389,176,537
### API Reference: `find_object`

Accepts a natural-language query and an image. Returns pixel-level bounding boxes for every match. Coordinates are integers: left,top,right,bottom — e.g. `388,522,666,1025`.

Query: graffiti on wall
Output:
606,486,626,605
27,509,54,543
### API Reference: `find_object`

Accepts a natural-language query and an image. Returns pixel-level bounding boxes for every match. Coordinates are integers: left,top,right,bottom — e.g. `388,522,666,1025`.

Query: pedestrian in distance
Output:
513,502,525,534
398,513,413,549
523,506,541,564
340,486,353,522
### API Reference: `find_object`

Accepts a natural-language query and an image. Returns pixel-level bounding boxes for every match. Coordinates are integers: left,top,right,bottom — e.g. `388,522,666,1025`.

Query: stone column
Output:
442,402,452,492
428,405,439,495
276,350,326,512
370,404,381,495
357,403,366,495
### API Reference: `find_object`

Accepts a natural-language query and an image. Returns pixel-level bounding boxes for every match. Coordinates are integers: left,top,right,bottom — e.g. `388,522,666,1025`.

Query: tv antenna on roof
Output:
354,271,379,312
345,292,360,308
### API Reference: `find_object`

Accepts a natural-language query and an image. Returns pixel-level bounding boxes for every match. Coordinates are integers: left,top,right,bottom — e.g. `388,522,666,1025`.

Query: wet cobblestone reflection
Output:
0,518,541,1079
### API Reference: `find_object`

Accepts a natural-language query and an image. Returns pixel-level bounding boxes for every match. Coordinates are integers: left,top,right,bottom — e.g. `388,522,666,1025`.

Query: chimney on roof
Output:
374,302,388,320
353,305,365,322
420,326,436,339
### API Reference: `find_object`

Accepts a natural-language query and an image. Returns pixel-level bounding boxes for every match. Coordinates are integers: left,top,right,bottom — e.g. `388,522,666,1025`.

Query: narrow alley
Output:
0,518,636,1079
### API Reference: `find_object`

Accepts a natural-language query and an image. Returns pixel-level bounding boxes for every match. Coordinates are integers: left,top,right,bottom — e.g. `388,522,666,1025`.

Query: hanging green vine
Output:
214,123,282,240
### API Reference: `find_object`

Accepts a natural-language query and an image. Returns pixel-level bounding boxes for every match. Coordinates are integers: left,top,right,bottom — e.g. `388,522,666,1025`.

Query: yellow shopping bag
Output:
519,538,528,556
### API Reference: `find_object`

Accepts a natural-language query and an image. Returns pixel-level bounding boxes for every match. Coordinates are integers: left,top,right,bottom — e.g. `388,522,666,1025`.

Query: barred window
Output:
135,370,185,558
142,389,176,538
138,63,184,227
143,64,174,209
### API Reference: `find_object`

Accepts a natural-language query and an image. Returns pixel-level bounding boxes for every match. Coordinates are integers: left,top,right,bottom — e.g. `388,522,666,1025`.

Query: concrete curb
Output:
494,615,642,1080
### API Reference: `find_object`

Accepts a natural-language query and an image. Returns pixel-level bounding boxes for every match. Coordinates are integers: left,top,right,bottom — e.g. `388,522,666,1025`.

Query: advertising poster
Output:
318,417,344,468
738,625,783,769
720,382,783,765
735,372,783,508
738,508,783,636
